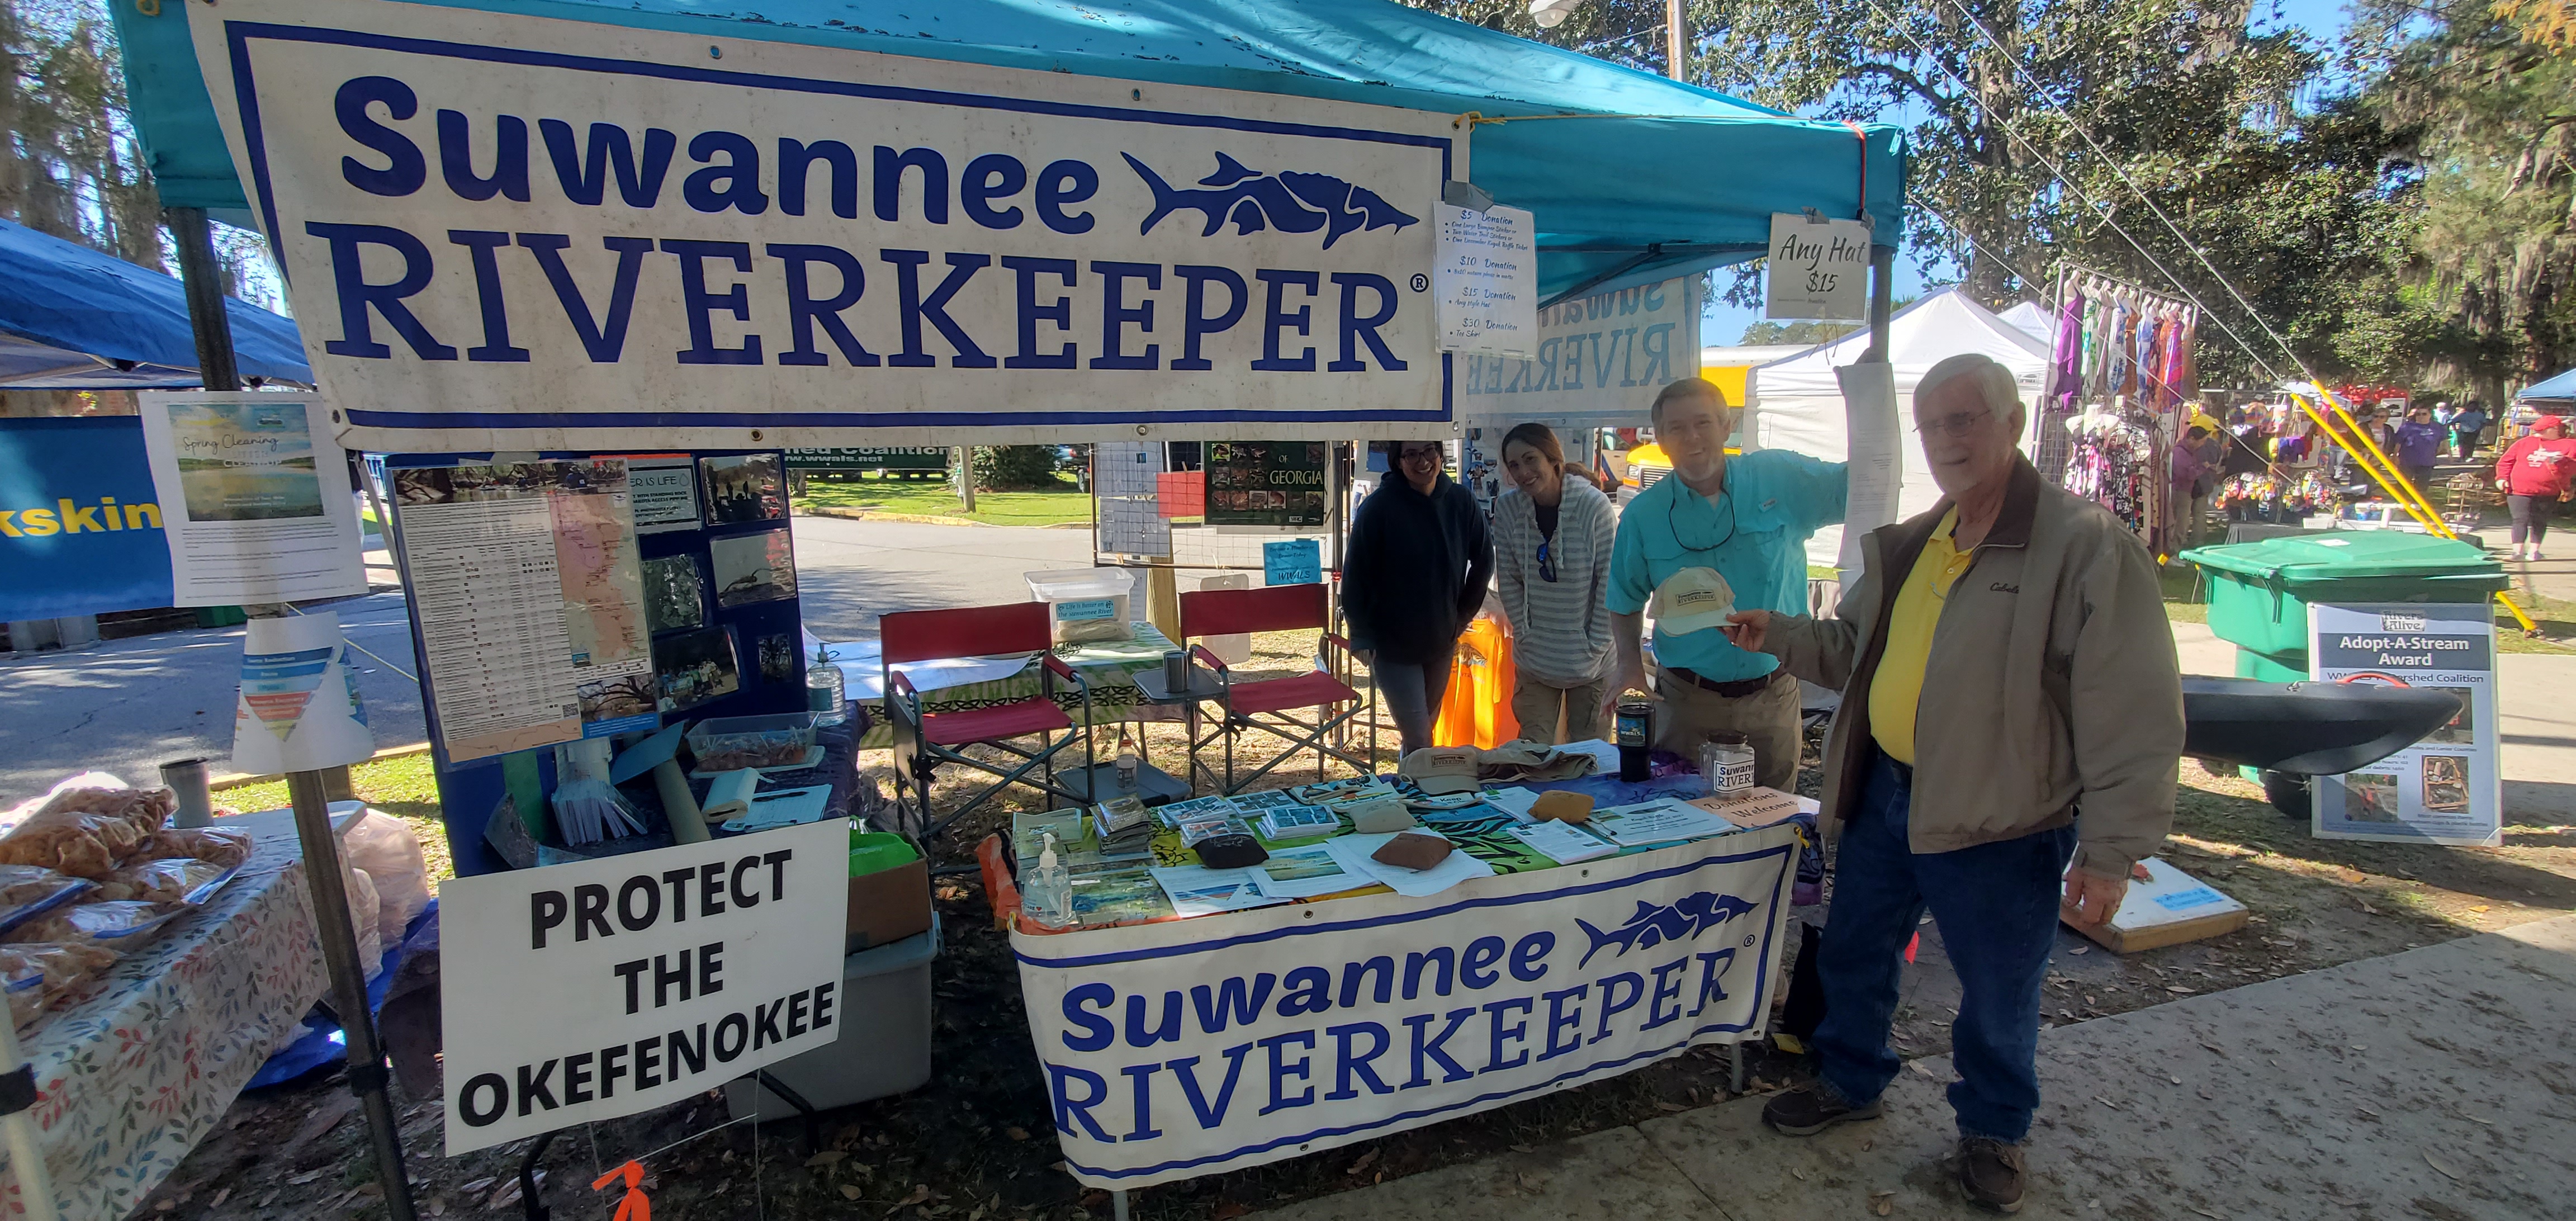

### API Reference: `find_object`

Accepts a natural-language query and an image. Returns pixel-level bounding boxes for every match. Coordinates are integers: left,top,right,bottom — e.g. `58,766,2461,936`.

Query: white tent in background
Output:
1999,301,2053,346
1749,288,2054,568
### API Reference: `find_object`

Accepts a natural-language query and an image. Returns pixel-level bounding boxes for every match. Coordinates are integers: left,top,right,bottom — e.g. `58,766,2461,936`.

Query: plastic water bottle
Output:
1023,832,1073,928
1115,726,1140,791
807,643,848,726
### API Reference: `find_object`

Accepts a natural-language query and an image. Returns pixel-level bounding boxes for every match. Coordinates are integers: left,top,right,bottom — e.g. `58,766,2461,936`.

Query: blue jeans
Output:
1812,751,2076,1142
1374,651,1453,758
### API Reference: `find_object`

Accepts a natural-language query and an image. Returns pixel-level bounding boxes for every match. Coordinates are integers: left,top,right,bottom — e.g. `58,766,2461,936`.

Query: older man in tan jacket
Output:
1725,353,2183,1213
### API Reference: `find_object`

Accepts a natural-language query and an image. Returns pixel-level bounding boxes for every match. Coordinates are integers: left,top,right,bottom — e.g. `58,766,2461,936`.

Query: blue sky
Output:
1698,0,2355,348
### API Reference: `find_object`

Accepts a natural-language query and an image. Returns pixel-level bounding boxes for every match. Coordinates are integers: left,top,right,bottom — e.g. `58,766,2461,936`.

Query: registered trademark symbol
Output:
1742,935,1756,947
1409,273,1430,292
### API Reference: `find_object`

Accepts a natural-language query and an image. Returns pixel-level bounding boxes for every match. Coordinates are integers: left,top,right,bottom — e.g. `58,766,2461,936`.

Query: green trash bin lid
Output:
2177,532,2506,590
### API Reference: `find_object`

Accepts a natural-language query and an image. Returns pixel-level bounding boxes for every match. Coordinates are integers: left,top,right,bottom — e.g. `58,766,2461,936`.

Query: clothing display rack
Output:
2033,264,2200,553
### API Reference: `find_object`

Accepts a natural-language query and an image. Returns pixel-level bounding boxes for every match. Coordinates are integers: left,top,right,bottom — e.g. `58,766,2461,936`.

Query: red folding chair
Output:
1175,583,1375,794
880,603,1093,843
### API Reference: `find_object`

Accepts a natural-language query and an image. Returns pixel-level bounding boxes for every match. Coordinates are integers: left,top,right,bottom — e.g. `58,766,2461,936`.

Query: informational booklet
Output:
138,390,367,605
1258,804,1341,840
1479,786,1542,820
1157,795,1242,826
1149,865,1284,918
1230,789,1305,812
1069,868,1168,926
1589,800,1734,848
1323,831,1495,897
1256,844,1366,898
1507,819,1616,864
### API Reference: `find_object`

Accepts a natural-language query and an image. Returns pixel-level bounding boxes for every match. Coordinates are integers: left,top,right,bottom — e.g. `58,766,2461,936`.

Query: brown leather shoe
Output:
1958,1137,2026,1213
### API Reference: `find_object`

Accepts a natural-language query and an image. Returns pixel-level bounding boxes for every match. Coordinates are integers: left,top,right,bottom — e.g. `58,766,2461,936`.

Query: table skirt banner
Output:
7,810,331,1220
1012,823,1798,1188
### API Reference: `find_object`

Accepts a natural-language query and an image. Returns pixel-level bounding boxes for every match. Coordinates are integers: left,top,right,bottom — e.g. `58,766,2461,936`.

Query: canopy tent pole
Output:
165,207,239,393
165,206,422,1221
1863,245,1897,363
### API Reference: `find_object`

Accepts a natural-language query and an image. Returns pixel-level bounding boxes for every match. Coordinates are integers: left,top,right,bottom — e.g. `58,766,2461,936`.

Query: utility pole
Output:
1665,0,1687,82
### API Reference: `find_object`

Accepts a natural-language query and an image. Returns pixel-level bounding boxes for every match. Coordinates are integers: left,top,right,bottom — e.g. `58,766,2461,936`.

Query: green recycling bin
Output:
2179,532,2507,680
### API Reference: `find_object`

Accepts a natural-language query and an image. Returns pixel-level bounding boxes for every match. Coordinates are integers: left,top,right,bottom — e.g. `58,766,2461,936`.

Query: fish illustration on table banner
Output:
1575,891,1761,967
1124,153,1421,248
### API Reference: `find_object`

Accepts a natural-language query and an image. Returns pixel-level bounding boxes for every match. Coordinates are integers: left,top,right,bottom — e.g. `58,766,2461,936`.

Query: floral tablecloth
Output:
6,810,330,1220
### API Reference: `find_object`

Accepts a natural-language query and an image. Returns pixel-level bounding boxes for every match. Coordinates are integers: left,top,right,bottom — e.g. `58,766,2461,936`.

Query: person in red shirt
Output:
2496,416,2576,560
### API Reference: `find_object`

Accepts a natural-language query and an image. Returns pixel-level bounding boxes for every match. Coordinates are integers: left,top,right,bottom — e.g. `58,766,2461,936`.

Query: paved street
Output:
1254,914,2576,1221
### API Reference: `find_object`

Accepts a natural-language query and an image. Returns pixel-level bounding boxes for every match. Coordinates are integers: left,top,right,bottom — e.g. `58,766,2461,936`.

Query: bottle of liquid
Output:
1022,832,1072,928
807,643,848,727
1115,726,1140,791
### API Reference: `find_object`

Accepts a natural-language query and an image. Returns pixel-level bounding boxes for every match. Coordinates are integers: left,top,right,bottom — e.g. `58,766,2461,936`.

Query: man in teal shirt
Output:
1606,377,1848,789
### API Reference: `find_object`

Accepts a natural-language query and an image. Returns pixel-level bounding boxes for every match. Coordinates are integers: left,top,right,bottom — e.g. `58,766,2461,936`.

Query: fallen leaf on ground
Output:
2069,945,2090,955
207,1189,231,1210
286,1171,325,1186
807,1150,847,1168
841,1185,863,1201
458,1177,495,1196
1346,1149,1378,1175
2166,986,2196,995
1871,1190,1896,1215
1005,1127,1030,1141
1790,1168,1808,1181
2092,1096,2123,1110
896,1184,934,1206
2425,1153,2461,1180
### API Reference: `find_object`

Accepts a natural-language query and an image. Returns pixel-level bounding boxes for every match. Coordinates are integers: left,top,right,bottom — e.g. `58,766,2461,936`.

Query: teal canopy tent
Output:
110,0,1904,304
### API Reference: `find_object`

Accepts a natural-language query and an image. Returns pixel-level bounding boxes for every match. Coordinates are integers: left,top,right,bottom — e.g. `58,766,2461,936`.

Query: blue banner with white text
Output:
0,417,175,621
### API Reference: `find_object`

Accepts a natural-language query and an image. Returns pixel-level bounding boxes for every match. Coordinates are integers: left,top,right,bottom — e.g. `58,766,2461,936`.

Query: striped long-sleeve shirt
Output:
1492,478,1617,685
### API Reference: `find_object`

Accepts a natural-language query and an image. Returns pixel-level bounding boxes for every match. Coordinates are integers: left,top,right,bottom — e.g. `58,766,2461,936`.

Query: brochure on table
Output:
2307,602,2501,847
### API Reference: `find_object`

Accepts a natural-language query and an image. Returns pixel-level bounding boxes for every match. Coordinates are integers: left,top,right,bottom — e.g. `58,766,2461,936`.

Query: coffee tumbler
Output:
1614,697,1655,782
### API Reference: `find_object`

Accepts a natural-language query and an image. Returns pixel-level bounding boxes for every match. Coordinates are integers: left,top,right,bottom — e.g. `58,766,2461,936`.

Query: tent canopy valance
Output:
0,217,309,390
109,0,1905,305
2517,368,2575,403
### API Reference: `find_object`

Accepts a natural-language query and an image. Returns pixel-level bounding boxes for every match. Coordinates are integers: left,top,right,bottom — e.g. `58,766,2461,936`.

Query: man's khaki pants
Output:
1650,667,1802,791
1511,674,1609,745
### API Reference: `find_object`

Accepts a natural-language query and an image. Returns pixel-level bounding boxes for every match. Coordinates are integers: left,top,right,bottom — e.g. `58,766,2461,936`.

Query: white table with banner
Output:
1006,791,1803,1189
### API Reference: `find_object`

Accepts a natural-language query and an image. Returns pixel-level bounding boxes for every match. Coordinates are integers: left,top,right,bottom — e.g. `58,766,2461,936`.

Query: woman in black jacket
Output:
1342,440,1494,756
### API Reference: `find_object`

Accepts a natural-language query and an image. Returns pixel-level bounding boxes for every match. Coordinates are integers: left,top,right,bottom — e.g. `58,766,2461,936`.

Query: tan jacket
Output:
1763,457,2182,879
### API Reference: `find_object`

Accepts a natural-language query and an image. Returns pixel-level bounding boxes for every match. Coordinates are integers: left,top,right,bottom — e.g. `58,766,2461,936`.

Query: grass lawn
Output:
215,751,456,891
795,472,1092,526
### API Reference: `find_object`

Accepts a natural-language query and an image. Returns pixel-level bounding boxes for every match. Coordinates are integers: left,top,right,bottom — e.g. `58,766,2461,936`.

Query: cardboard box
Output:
2063,857,2249,953
847,855,932,954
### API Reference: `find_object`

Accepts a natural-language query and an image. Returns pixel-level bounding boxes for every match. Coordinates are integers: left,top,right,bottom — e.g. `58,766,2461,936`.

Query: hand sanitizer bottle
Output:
1115,726,1140,792
1023,832,1072,929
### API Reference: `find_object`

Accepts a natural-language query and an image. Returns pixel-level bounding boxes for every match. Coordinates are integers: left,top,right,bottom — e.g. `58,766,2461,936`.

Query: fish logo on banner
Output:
1124,153,1419,248
1573,892,1759,967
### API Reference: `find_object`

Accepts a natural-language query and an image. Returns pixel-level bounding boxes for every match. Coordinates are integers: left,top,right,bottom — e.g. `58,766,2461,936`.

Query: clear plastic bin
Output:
684,712,820,772
1025,568,1133,645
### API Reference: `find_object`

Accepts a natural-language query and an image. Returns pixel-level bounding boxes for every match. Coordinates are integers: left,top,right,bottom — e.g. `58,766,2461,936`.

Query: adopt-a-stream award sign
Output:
2308,602,2501,847
439,819,849,1153
184,0,1455,453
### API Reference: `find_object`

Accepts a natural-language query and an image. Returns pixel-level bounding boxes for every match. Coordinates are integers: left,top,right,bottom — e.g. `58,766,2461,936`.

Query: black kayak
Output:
2181,675,2464,777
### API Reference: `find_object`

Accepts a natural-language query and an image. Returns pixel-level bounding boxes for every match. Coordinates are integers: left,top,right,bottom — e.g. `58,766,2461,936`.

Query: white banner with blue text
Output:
1013,824,1797,1187
1456,276,1698,428
188,0,1457,452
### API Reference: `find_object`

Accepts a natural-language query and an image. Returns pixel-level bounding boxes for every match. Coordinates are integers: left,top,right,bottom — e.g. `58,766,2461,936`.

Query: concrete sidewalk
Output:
1256,914,2576,1221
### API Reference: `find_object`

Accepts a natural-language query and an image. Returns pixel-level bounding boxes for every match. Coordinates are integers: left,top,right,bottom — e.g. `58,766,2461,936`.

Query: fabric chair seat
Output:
1225,671,1359,717
921,697,1072,746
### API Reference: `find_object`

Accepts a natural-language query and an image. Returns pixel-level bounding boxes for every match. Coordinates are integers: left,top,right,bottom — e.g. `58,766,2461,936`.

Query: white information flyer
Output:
138,390,367,605
440,819,849,1153
230,610,374,774
2309,602,2501,846
1434,201,1538,357
1764,213,1873,320
392,459,657,763
626,457,701,534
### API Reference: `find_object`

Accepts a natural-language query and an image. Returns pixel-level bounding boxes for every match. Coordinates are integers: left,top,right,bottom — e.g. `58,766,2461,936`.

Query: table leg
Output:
1113,1189,1133,1221
1730,1042,1745,1094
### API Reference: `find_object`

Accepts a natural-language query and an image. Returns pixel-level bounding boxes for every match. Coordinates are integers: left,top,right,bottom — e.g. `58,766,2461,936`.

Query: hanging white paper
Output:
231,610,375,773
1764,214,1873,321
1834,361,1901,576
1434,202,1538,357
138,390,367,606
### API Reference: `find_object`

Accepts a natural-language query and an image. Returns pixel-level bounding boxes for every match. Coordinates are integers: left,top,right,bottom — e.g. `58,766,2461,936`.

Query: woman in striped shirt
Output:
1494,423,1620,743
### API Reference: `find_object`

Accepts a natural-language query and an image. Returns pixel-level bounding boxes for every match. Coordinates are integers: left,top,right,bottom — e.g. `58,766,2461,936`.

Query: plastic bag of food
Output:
0,784,177,878
0,865,95,937
2,900,189,950
1,941,118,1029
94,858,239,905
140,826,253,870
340,811,430,944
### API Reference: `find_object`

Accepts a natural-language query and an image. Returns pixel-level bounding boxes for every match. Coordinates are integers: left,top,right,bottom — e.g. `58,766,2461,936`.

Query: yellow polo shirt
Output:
1869,510,1977,765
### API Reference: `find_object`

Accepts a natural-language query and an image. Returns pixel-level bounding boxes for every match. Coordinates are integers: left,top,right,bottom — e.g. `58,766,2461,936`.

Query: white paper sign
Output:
440,819,851,1154
230,610,375,773
187,0,1455,452
1833,361,1900,576
137,390,367,606
1764,215,1872,321
2308,602,2501,846
1458,276,1698,425
627,458,700,534
1014,825,1797,1187
1434,202,1537,357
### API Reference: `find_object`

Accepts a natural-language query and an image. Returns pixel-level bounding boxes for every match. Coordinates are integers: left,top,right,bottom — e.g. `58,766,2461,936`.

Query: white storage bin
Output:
723,914,939,1117
1025,568,1133,645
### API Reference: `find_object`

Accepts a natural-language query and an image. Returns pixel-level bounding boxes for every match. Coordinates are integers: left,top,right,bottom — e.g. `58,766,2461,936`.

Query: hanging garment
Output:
2165,314,2195,408
2132,307,2158,404
2081,296,2108,397
2048,288,2086,410
2106,300,2134,399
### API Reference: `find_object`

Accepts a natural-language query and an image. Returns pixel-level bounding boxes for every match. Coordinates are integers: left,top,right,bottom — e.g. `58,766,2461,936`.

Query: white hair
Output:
1915,353,2021,422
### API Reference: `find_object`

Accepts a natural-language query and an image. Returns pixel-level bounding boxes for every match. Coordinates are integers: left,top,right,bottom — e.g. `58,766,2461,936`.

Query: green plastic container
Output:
849,829,920,877
2180,532,2507,668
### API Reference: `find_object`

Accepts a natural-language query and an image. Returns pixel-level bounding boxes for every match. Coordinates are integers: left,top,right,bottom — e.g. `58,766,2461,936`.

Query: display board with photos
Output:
1204,441,1329,528
386,449,809,875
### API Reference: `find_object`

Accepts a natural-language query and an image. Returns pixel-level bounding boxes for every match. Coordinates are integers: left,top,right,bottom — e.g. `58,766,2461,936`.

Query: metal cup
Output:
160,756,215,828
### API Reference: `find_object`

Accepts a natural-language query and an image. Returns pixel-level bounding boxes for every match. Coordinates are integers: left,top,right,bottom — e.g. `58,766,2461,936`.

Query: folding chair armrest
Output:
1042,652,1082,685
1190,643,1230,675
885,669,923,728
